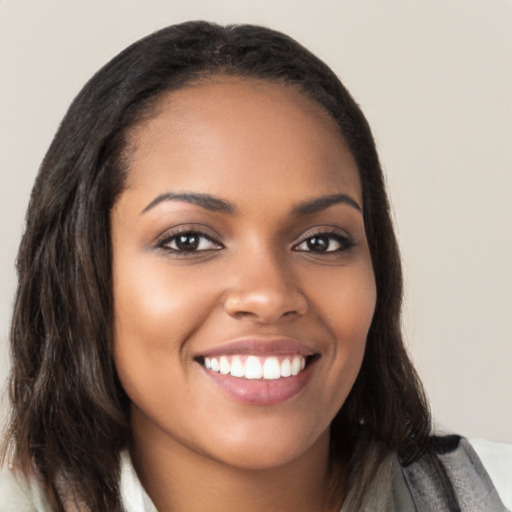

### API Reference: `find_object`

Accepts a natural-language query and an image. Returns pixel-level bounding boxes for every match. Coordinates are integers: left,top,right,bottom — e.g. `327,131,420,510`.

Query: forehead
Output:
122,77,361,207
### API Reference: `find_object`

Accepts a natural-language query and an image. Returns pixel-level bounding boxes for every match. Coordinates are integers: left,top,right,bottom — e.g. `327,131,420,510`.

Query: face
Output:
111,78,376,470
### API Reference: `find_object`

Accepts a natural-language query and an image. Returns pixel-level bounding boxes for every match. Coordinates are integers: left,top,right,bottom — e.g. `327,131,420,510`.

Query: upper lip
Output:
195,337,317,359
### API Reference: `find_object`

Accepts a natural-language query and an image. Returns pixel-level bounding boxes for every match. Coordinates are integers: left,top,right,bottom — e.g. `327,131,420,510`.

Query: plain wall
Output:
1,0,511,442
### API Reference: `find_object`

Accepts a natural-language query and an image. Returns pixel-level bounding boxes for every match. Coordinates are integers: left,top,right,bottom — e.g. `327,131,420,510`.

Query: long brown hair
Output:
3,21,430,510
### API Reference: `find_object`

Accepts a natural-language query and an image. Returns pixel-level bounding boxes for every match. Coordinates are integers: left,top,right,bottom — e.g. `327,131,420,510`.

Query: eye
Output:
293,231,355,254
157,230,223,254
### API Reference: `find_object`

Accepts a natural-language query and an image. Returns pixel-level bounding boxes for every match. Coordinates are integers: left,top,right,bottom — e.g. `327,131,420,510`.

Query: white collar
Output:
119,450,157,512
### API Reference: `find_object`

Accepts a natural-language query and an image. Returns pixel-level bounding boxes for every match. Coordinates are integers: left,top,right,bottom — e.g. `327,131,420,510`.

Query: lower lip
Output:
199,360,316,405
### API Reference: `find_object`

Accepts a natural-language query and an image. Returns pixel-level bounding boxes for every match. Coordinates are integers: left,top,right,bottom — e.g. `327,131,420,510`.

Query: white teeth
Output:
291,356,301,376
245,356,263,379
263,357,281,380
219,356,230,375
281,358,292,377
230,356,245,377
202,354,308,380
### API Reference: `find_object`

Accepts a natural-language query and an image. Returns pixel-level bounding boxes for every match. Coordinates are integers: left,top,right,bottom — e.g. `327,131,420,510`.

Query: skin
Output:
111,77,377,512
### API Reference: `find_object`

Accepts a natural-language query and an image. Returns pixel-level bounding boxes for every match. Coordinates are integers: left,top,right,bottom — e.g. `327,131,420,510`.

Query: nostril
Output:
233,310,254,319
223,285,308,323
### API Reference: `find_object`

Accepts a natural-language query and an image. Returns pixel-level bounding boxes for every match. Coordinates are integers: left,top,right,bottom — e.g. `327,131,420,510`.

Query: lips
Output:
194,337,318,405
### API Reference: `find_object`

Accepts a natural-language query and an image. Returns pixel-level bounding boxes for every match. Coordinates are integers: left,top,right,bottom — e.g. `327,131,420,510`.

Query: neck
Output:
130,412,344,512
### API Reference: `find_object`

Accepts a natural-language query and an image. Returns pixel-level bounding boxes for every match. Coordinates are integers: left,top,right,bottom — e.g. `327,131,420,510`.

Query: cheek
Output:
311,259,376,342
337,267,376,365
113,255,217,350
111,255,220,403
309,259,376,396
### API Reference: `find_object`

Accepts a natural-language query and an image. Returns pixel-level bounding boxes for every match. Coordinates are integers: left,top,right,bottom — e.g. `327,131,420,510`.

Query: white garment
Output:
119,451,157,512
1,440,510,511
469,438,512,510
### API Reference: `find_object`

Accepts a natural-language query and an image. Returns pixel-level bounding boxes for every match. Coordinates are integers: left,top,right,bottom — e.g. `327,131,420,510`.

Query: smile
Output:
195,338,319,405
202,354,307,380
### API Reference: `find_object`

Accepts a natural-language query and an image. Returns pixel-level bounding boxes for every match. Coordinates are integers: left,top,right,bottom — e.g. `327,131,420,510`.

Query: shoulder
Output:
468,437,512,510
400,435,511,511
0,463,50,511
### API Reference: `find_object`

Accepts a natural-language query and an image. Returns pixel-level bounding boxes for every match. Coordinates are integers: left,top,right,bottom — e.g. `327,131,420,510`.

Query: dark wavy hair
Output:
2,21,431,510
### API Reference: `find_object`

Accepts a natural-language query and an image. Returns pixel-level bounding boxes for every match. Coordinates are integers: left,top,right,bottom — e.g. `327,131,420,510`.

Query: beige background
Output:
1,0,511,442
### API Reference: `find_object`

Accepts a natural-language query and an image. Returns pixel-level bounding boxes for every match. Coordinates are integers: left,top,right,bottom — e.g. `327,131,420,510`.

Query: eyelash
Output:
292,230,356,254
156,230,223,255
156,228,356,257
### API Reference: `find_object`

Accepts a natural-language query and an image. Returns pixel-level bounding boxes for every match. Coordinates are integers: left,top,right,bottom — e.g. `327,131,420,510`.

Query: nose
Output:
223,250,308,324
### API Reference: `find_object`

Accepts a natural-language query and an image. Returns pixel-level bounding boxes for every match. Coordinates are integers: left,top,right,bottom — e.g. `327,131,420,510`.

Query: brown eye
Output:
306,236,330,252
158,231,223,253
175,233,200,251
293,232,356,254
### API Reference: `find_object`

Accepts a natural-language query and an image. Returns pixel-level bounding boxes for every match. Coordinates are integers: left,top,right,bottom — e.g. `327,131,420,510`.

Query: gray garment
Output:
393,460,418,512
341,436,507,512
401,437,507,511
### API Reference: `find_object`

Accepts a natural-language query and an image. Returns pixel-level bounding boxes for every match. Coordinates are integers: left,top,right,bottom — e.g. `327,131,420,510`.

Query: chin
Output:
196,422,330,472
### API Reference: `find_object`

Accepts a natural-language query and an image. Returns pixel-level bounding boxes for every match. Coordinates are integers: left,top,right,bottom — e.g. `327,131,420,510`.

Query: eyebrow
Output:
141,192,236,215
291,194,362,215
140,191,361,216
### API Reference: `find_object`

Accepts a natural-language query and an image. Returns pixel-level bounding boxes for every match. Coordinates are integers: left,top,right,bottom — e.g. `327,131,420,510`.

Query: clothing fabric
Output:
339,436,510,511
1,438,510,511
400,436,507,511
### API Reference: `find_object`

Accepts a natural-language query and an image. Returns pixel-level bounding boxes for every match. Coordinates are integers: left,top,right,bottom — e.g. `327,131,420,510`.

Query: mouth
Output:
195,354,317,380
194,338,319,405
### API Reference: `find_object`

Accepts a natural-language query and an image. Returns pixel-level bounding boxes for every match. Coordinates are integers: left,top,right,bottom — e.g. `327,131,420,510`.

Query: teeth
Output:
291,356,301,376
210,358,220,372
281,358,292,377
262,357,281,380
245,356,263,379
202,354,308,380
219,356,230,375
230,356,245,377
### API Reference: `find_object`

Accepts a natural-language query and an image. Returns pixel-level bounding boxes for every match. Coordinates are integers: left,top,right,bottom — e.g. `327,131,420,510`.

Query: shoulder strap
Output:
400,435,507,511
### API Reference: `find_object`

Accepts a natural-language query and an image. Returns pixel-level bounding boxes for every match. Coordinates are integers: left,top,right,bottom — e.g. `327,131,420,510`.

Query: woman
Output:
0,21,508,511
